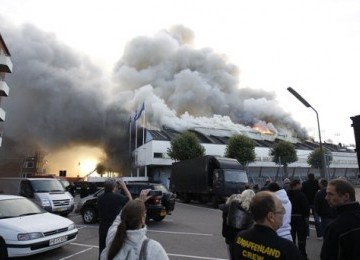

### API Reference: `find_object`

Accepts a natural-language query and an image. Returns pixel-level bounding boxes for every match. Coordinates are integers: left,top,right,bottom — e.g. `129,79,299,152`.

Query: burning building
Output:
0,21,357,180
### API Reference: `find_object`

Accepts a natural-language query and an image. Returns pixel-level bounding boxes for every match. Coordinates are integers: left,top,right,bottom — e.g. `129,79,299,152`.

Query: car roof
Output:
0,194,24,200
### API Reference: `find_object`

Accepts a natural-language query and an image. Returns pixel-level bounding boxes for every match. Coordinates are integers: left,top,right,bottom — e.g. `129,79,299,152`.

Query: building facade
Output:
0,33,13,147
132,127,359,188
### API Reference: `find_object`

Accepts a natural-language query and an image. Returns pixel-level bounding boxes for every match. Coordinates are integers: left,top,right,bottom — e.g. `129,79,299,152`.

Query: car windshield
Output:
0,197,45,219
224,170,249,183
60,180,70,188
30,179,65,192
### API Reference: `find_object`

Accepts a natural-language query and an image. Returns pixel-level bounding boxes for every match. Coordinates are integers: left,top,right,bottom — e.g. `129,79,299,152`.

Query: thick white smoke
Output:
0,19,308,173
110,25,308,140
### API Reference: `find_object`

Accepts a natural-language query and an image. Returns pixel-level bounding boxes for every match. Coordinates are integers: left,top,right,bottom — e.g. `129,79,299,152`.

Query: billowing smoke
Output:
0,19,308,174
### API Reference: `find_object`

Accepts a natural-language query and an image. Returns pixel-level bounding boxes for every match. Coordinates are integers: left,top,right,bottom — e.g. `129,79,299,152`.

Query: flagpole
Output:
135,118,138,177
128,116,132,177
142,103,145,145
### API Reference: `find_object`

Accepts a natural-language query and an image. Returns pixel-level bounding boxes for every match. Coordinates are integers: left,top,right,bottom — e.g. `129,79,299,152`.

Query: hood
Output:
0,212,74,240
275,189,291,206
125,227,147,247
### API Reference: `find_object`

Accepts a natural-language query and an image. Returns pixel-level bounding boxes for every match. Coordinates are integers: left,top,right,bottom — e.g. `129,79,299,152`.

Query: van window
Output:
30,179,65,192
20,181,33,197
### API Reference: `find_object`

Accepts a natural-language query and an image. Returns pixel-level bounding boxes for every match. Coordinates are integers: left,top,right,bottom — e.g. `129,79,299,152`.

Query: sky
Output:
1,0,359,175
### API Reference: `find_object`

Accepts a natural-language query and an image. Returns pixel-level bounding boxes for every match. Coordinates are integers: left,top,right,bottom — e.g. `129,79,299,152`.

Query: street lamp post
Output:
287,87,326,178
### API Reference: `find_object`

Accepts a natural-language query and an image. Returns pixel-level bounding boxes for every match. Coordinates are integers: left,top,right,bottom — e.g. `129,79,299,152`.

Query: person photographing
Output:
100,189,169,260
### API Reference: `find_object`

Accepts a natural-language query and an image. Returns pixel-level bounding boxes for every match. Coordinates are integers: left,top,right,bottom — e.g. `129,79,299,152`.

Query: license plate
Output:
160,210,166,216
49,235,67,246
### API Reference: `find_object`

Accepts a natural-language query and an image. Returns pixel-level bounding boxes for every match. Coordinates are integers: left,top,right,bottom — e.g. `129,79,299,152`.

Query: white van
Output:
0,178,74,216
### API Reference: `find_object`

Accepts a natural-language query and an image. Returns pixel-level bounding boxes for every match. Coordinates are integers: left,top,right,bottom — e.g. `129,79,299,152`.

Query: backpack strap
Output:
139,238,150,260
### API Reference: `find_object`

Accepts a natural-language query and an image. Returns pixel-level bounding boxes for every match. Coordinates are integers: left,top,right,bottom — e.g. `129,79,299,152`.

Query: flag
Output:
134,102,145,121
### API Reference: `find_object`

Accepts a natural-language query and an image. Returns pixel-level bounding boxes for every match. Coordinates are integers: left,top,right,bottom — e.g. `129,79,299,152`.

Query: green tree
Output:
307,148,333,169
167,131,205,161
269,140,298,177
95,163,106,177
225,134,256,168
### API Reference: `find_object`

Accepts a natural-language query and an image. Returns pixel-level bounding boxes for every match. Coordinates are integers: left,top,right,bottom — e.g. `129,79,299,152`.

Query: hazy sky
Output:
2,0,359,145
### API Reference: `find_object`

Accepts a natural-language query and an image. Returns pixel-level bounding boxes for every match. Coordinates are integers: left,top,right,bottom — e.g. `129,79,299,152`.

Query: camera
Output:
148,190,162,196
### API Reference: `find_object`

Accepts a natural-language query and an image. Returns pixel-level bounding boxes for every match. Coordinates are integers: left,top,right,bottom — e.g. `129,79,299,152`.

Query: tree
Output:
269,140,298,177
225,135,256,168
167,131,205,161
95,163,106,177
307,148,333,169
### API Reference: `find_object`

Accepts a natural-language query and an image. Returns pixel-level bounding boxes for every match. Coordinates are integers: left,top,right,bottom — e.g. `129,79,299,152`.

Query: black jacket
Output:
321,202,360,260
314,188,336,218
287,189,310,217
233,224,303,260
301,179,319,204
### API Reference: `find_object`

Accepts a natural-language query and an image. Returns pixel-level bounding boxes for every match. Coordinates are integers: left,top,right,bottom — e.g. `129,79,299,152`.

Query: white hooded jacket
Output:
100,214,169,260
275,189,293,241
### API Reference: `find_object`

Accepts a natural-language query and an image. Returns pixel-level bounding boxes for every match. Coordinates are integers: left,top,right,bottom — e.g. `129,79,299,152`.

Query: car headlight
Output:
41,198,51,207
18,232,44,241
68,223,75,231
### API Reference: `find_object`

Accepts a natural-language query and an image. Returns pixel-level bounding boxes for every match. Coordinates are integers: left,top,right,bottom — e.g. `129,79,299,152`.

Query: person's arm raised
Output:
138,189,152,202
117,178,133,200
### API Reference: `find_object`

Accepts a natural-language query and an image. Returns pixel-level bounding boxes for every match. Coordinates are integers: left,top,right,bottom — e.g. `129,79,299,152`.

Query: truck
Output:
170,156,249,207
0,177,75,216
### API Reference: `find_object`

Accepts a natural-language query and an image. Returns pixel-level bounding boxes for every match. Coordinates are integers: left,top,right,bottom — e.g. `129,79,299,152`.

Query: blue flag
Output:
134,102,145,121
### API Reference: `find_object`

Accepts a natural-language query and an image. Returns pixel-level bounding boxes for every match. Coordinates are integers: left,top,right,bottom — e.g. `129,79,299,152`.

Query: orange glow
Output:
46,145,106,177
252,124,274,135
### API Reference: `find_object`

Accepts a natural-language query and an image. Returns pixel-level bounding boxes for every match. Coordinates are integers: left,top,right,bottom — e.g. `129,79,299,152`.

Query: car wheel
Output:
82,207,97,224
152,216,165,222
0,238,8,259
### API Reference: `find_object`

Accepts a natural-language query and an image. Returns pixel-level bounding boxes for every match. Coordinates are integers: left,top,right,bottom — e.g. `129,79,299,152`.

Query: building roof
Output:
144,127,354,153
0,33,11,56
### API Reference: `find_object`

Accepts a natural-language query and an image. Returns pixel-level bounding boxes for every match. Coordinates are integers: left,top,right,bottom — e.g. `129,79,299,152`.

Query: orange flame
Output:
252,124,274,135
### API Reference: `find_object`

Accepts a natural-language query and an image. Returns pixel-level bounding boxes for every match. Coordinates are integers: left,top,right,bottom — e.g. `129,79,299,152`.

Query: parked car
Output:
79,182,176,224
0,195,78,258
0,178,75,216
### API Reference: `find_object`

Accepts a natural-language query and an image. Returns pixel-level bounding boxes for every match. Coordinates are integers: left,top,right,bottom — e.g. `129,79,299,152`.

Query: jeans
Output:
306,204,322,237
291,215,308,260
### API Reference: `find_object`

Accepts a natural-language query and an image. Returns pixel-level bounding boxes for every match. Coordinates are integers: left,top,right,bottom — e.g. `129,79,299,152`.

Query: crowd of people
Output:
220,174,360,260
94,175,360,260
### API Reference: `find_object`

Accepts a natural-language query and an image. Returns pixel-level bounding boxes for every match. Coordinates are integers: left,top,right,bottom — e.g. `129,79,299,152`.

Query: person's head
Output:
266,182,281,192
240,189,256,211
226,193,242,205
308,173,315,181
326,179,356,207
108,200,146,259
290,179,301,190
318,178,328,189
283,178,290,185
265,178,272,184
104,179,116,193
249,191,285,231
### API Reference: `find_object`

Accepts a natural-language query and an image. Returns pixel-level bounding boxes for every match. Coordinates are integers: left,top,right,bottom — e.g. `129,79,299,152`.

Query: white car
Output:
0,195,78,258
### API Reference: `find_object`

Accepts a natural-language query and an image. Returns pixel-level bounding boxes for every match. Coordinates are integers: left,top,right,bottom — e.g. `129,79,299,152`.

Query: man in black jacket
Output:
301,173,321,238
97,178,132,258
287,179,310,260
320,178,360,260
232,191,303,260
314,178,336,236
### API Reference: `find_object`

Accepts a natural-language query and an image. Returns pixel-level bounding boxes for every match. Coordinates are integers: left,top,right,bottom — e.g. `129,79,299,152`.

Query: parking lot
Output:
11,199,326,260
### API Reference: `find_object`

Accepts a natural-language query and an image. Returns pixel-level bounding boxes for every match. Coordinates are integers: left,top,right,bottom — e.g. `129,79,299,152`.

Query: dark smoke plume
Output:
0,19,308,174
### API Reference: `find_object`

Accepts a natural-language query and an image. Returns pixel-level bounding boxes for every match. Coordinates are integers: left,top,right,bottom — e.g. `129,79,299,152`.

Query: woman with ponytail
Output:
100,195,169,260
